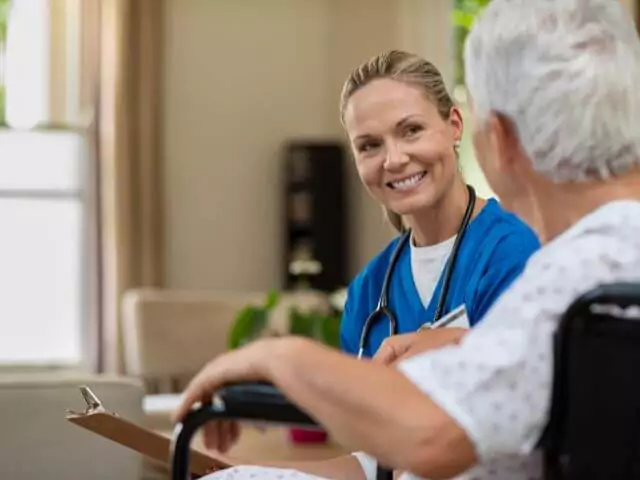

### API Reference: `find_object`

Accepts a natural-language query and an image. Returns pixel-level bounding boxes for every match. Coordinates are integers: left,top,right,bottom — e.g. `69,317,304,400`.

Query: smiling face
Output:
343,78,463,218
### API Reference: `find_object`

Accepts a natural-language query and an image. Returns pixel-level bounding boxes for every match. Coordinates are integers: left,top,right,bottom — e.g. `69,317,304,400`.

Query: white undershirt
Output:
410,234,456,308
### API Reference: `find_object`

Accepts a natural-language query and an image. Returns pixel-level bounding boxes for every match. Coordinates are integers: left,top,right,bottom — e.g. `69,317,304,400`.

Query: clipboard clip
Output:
66,385,108,416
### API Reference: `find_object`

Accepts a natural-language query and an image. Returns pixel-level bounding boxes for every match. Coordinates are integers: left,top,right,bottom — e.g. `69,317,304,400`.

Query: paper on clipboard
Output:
66,386,231,477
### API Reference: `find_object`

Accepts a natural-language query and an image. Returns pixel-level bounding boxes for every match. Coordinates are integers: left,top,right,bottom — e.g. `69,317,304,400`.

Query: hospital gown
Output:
202,200,640,480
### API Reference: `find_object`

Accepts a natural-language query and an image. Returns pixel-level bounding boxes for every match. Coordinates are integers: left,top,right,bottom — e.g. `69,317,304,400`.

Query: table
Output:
147,425,346,479
223,425,346,463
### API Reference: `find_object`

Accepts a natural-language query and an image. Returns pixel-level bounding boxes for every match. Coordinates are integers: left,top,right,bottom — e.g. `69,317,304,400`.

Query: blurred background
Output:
0,1,636,479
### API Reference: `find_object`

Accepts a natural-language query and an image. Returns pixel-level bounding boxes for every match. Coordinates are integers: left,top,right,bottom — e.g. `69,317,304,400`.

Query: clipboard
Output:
66,386,232,477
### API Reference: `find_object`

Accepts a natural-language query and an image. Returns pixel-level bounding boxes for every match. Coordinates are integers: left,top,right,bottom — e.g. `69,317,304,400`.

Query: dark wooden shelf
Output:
282,141,348,292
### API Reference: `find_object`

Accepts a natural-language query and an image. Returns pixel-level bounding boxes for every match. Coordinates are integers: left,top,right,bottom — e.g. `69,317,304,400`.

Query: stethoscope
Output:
357,184,477,359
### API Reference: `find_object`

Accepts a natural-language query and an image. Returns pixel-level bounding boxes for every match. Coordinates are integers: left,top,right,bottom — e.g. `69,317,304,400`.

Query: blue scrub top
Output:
340,199,540,357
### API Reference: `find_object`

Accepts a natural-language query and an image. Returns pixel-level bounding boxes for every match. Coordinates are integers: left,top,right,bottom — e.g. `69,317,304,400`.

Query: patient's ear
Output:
487,112,522,175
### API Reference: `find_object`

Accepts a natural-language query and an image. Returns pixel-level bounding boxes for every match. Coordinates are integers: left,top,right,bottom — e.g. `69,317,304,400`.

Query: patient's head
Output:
465,0,640,211
339,50,463,232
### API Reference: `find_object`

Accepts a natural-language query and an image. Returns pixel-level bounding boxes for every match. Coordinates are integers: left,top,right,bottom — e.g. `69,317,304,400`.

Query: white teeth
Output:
391,172,426,190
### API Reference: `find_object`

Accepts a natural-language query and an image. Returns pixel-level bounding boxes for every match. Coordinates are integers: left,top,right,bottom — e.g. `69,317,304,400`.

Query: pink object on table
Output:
288,427,328,444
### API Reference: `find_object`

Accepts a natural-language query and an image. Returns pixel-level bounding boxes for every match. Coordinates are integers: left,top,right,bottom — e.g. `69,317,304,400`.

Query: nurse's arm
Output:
176,337,478,479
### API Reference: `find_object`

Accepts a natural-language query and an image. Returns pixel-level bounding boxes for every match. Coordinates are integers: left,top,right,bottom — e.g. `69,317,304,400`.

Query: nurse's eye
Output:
403,124,424,138
357,140,381,153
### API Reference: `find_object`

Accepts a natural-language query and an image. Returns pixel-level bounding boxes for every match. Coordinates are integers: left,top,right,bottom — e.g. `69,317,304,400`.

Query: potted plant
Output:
227,288,345,444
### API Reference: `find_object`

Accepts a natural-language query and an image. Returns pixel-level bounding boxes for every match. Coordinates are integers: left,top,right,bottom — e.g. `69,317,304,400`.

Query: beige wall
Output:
163,0,639,292
163,0,332,291
162,0,453,292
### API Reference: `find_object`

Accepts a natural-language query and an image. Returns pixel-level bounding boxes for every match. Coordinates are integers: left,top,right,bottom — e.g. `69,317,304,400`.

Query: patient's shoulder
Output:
489,202,640,323
526,200,640,278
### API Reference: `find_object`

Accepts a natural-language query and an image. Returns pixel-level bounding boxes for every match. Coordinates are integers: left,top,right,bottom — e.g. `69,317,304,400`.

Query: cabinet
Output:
283,141,348,292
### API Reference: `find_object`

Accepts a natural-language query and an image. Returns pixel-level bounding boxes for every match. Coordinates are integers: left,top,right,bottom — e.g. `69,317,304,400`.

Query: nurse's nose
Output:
383,142,410,171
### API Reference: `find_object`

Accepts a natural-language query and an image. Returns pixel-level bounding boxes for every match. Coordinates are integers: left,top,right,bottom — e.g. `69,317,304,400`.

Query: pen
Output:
418,306,467,331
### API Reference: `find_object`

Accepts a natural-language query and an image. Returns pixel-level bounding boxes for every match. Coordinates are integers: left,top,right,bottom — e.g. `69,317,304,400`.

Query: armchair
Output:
171,283,640,480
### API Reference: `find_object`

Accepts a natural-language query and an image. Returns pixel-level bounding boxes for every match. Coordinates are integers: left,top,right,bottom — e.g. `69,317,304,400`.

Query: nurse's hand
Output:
372,328,467,366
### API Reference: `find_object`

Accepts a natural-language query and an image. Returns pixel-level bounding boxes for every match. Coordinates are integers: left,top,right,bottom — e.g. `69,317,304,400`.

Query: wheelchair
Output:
170,283,640,480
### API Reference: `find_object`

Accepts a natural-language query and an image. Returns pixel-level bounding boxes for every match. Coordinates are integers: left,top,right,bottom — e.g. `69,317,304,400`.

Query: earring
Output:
454,140,461,149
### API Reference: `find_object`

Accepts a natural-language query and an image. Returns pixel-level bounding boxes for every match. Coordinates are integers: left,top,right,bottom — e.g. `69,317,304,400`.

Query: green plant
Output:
452,0,492,86
227,290,342,350
289,307,340,348
0,0,9,44
227,290,279,350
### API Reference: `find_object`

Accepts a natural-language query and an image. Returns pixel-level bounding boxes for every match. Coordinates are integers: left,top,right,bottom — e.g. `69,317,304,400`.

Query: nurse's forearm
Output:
266,339,477,479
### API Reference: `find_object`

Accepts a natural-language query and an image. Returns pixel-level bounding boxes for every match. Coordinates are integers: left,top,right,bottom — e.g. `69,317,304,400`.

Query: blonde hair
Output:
340,50,457,233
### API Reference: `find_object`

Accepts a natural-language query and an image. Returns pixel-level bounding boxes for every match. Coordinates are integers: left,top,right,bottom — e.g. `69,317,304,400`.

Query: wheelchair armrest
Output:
170,381,319,480
215,381,319,426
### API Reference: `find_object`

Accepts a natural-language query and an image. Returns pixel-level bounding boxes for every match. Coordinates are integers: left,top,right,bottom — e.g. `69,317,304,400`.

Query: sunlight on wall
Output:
455,87,495,199
452,0,496,200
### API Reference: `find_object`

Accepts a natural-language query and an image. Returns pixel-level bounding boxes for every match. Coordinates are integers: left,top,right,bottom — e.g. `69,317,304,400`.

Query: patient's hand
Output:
372,328,467,366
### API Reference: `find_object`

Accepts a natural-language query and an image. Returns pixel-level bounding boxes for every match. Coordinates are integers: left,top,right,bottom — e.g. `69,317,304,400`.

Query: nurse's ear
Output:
447,106,464,150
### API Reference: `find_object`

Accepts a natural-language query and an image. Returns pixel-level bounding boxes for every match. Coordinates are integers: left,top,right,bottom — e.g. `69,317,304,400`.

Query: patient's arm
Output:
264,339,477,479
176,337,477,479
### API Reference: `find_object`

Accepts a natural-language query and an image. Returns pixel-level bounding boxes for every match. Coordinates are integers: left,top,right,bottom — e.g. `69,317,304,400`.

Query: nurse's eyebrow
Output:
353,115,423,142
353,133,375,143
395,115,422,128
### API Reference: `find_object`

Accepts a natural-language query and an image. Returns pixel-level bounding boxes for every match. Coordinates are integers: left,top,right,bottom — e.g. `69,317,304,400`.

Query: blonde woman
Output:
337,50,538,359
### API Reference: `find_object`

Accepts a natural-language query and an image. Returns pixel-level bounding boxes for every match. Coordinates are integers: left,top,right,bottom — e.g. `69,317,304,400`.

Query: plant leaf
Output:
451,10,476,29
289,308,315,338
264,289,280,310
315,315,341,349
227,306,268,350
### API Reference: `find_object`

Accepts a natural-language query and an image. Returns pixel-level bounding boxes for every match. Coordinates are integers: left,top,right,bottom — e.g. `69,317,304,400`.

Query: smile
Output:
387,171,426,190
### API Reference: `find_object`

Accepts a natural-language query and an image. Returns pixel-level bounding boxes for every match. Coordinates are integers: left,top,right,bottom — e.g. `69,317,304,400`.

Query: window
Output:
0,0,90,367
452,0,495,199
0,131,87,365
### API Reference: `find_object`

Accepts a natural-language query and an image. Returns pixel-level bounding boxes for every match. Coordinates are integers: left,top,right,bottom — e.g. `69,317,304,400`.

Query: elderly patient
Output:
174,0,640,478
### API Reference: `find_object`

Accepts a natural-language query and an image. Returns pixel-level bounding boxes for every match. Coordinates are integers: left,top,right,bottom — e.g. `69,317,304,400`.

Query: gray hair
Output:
464,0,640,182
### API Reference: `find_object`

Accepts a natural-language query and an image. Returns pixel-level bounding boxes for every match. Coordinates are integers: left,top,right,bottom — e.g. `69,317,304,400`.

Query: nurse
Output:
339,50,540,357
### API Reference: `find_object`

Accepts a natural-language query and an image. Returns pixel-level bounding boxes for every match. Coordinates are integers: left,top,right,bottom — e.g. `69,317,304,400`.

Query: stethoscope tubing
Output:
357,185,477,358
